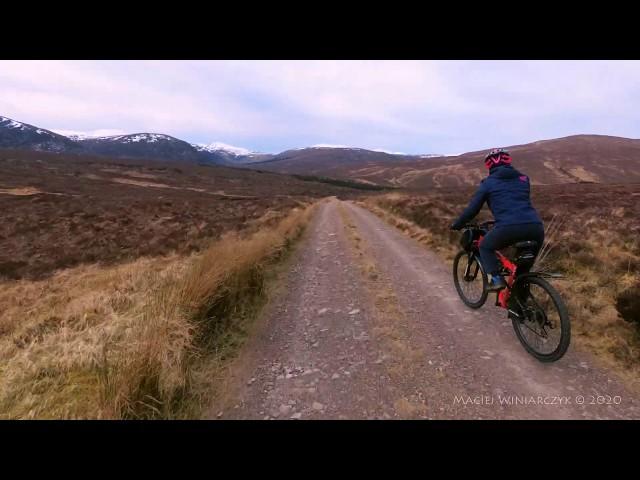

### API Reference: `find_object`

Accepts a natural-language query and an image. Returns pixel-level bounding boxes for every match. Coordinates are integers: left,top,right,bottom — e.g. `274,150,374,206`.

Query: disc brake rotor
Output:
522,306,550,338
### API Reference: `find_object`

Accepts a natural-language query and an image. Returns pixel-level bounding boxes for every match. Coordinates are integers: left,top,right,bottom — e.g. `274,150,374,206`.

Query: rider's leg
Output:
480,223,546,291
480,223,545,272
479,228,507,273
479,228,510,290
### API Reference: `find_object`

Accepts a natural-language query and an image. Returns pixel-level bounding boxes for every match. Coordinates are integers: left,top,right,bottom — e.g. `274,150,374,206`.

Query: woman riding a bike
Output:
451,150,570,362
450,148,544,292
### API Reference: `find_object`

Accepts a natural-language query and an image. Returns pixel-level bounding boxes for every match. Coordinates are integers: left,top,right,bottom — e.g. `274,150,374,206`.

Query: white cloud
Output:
0,60,278,138
310,144,354,149
1,60,640,154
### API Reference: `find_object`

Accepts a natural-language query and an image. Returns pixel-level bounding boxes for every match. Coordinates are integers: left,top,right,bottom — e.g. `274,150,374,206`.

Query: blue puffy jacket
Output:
452,165,542,229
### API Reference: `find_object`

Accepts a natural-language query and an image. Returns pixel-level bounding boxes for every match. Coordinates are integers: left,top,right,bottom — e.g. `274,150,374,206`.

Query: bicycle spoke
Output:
457,254,484,303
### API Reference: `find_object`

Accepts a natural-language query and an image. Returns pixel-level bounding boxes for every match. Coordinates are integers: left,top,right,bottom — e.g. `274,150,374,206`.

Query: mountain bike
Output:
452,221,570,362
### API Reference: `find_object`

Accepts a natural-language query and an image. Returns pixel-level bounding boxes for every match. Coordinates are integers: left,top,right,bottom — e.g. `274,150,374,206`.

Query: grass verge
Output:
0,204,315,419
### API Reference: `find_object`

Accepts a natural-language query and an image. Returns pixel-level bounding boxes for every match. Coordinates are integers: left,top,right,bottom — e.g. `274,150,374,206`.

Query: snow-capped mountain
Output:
1,116,244,164
195,142,252,156
77,133,228,163
1,116,40,133
78,133,175,144
66,134,94,141
194,142,273,164
0,116,82,152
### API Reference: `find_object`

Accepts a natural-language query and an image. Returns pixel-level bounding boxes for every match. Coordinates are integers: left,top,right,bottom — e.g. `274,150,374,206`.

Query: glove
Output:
450,223,460,231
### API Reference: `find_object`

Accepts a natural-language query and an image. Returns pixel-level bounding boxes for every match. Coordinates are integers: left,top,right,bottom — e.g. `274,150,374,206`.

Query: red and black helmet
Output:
484,148,512,169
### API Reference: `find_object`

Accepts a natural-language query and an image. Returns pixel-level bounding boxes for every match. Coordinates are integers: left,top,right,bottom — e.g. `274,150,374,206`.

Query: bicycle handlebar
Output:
463,220,496,229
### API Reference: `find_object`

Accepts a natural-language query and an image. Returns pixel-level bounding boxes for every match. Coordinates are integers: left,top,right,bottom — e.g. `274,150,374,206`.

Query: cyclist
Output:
450,148,544,291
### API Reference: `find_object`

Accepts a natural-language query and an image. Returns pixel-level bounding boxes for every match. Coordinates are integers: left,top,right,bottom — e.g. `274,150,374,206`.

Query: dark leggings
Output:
479,223,545,275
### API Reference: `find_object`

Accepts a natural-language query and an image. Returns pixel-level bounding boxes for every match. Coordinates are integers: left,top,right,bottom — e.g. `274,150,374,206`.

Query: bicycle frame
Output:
495,251,517,308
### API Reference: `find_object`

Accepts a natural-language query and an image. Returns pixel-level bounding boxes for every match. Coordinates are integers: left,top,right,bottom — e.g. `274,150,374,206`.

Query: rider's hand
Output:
450,223,460,231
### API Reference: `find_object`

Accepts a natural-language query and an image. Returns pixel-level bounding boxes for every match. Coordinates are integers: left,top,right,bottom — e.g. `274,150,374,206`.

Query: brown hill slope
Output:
251,135,640,188
252,147,419,182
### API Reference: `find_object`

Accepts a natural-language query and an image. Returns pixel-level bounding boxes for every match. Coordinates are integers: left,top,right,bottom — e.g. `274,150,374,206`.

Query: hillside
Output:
250,135,640,187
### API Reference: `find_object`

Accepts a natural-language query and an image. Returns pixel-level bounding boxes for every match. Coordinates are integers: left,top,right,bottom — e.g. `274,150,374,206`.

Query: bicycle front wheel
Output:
510,275,570,362
453,250,488,309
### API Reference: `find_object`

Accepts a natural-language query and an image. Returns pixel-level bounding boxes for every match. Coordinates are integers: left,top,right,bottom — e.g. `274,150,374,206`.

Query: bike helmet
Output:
484,148,512,169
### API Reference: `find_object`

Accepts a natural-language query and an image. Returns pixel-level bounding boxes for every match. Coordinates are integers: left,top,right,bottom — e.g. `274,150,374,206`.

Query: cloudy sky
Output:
1,60,639,155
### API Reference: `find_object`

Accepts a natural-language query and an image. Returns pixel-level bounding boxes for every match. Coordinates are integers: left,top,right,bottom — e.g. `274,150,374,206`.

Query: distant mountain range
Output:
0,116,269,166
3,115,640,187
0,115,436,168
251,146,429,175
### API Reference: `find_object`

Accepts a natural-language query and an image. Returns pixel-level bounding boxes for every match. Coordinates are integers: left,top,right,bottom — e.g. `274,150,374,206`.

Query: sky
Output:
1,60,640,155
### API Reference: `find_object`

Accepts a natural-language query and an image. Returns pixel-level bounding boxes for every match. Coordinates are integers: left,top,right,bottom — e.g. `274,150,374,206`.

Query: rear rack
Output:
528,271,565,279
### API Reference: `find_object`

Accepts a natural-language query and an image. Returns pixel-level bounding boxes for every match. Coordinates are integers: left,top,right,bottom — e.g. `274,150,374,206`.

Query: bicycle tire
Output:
453,250,488,309
511,275,571,362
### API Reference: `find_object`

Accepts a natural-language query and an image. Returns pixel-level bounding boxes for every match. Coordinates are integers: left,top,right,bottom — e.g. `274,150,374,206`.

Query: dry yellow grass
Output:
0,204,314,419
112,178,173,189
0,187,43,196
358,197,459,261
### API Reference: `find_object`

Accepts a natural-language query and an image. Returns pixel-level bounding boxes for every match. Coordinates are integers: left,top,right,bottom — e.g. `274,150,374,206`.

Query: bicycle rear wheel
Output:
510,275,570,362
453,250,488,309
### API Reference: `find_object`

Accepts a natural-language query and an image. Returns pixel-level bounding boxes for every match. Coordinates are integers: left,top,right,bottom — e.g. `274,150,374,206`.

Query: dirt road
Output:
212,199,640,419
